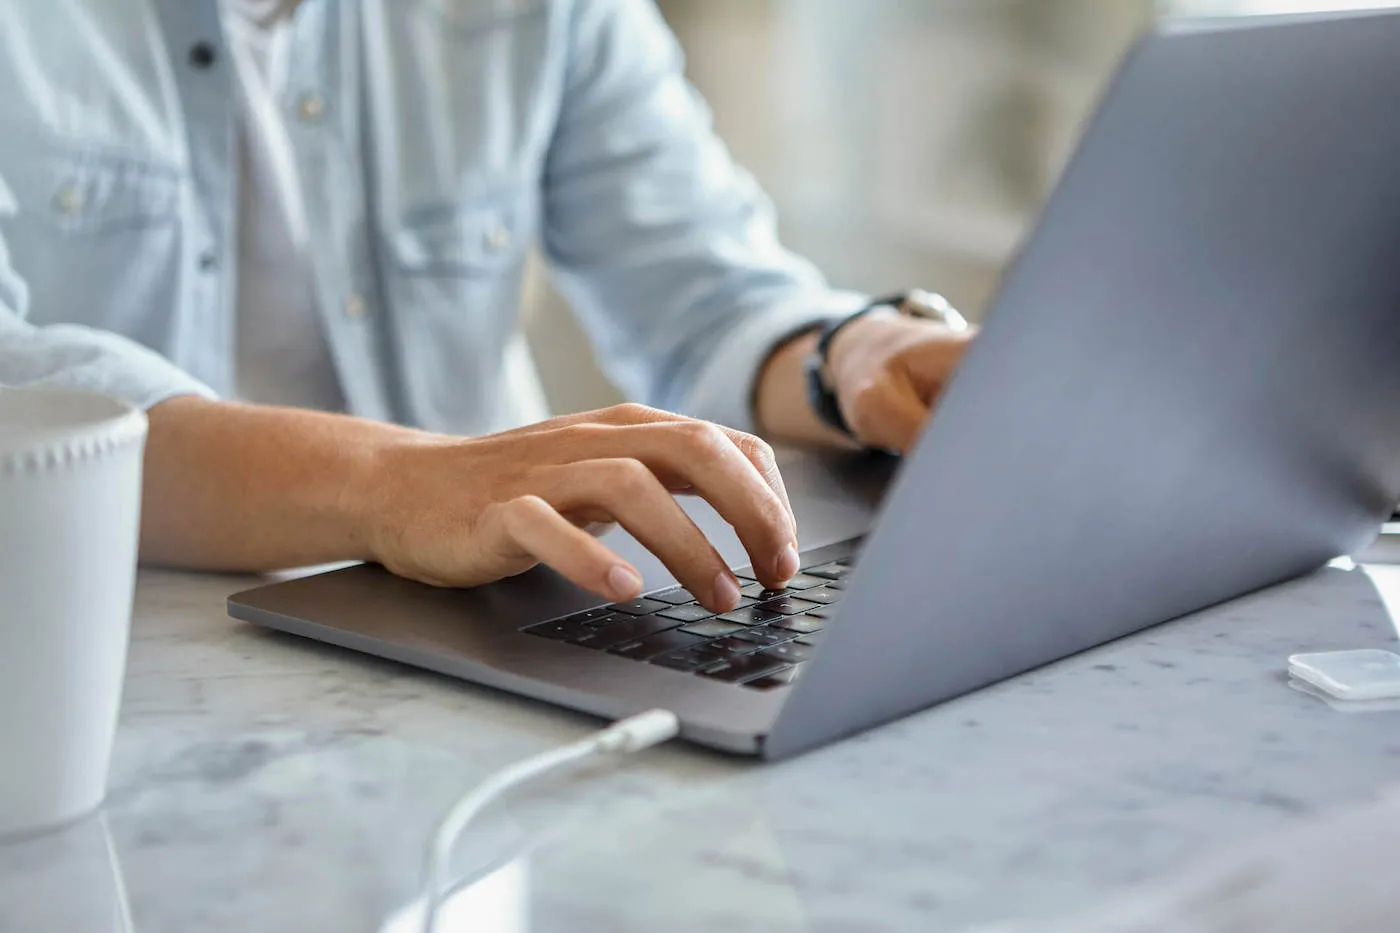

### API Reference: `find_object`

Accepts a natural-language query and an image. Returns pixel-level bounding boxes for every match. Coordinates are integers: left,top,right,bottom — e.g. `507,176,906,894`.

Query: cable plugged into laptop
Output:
396,708,680,933
590,708,684,752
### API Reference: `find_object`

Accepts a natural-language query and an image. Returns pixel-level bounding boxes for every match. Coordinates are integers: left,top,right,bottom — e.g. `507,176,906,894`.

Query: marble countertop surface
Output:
3,507,1399,931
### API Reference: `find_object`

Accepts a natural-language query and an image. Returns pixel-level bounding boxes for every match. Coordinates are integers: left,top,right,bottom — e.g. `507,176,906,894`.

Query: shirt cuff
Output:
0,320,217,411
678,290,869,433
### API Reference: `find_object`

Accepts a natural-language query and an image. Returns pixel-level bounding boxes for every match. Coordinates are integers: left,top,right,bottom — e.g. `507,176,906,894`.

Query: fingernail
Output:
713,572,741,611
607,565,643,599
775,543,800,582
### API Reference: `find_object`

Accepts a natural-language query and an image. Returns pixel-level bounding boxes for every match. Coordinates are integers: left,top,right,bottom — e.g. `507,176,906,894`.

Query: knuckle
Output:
559,421,610,446
849,378,898,415
502,494,553,527
598,457,653,493
675,419,730,457
509,493,550,514
604,402,658,423
849,378,886,409
736,433,777,471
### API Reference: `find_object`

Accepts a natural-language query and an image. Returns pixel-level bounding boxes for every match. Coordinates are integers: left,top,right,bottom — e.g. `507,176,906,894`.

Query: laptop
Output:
230,11,1400,759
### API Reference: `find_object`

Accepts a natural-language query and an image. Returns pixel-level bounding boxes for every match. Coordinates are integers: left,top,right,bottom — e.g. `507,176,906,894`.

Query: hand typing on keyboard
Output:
358,404,799,612
526,551,855,689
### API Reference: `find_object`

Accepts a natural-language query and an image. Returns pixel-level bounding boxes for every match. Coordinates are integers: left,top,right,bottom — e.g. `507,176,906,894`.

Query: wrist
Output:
824,307,899,388
753,326,852,447
803,299,902,440
338,423,442,565
804,290,966,443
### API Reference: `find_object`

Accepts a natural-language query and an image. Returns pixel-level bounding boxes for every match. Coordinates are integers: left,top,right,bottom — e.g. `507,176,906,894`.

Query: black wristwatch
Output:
804,289,968,440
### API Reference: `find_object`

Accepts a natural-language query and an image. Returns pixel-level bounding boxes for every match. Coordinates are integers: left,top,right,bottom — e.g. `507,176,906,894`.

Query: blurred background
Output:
523,0,1400,414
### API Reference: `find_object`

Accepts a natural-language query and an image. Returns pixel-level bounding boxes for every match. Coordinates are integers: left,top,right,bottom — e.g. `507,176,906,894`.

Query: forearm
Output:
141,397,800,608
139,396,417,571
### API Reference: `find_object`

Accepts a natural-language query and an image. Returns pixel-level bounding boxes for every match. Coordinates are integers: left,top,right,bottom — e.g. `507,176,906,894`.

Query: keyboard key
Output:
771,614,824,635
522,618,593,641
795,631,826,647
700,595,759,613
707,636,765,658
718,607,785,626
758,597,820,616
678,619,748,639
762,642,812,664
745,665,803,690
580,614,683,649
656,603,716,623
609,629,708,660
652,646,731,673
561,606,620,624
580,612,628,628
700,654,791,684
804,605,832,620
780,573,828,590
825,579,844,591
609,598,670,616
740,582,792,600
731,625,798,647
648,587,695,605
797,587,841,605
805,562,850,580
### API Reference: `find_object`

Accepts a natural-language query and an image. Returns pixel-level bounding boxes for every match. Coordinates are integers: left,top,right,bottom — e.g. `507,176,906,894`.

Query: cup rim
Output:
0,386,147,460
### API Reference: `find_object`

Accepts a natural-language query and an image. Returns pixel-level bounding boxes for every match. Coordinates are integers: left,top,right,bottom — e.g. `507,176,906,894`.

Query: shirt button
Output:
297,93,326,122
343,294,367,320
52,186,85,216
189,42,218,69
484,221,511,253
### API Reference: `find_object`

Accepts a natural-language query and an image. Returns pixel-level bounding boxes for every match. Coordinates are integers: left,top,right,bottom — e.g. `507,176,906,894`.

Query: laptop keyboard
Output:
521,545,855,690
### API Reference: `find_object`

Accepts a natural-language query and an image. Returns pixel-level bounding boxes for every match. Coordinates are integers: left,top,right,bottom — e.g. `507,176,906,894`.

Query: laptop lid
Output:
766,12,1400,759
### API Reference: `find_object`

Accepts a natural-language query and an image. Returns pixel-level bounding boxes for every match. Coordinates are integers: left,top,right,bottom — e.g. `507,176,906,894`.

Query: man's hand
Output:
823,312,975,452
357,404,798,610
755,312,976,453
141,399,799,613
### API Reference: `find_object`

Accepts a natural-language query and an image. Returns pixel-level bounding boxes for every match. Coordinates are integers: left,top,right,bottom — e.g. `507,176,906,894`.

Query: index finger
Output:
583,405,796,533
571,420,799,588
716,426,795,537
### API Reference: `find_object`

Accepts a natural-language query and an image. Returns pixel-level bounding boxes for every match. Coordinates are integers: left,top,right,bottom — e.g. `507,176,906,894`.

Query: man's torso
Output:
0,0,563,432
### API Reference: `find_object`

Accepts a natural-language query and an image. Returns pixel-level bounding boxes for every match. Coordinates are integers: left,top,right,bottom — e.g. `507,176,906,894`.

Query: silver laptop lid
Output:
768,12,1400,758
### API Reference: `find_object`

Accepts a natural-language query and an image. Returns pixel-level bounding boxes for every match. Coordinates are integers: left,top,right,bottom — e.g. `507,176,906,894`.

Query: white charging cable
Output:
414,708,680,933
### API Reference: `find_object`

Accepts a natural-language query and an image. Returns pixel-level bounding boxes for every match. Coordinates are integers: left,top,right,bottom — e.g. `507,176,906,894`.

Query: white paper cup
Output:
0,387,148,837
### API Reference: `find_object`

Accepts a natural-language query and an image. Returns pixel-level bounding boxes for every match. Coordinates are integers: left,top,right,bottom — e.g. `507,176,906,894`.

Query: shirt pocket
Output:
1,148,185,334
26,151,182,236
405,0,548,36
379,188,537,431
388,189,533,277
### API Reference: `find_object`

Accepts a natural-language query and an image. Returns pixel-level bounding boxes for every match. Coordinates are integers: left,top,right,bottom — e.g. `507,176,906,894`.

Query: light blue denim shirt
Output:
0,0,866,434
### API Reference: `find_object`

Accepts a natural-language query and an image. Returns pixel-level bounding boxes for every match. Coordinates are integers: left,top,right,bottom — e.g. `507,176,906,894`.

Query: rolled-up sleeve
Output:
542,0,865,432
0,174,214,410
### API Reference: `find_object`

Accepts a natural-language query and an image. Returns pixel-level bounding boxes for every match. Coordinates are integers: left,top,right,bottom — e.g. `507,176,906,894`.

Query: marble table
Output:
3,452,1399,933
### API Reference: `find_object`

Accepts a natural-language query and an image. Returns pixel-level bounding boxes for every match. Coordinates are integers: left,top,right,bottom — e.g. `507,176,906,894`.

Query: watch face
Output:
904,290,970,333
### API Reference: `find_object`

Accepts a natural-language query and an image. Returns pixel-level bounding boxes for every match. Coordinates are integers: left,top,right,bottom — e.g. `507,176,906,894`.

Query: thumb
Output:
847,373,930,453
900,336,971,404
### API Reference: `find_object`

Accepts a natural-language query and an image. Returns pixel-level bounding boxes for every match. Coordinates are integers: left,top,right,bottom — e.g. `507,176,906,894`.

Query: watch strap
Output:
804,294,905,438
